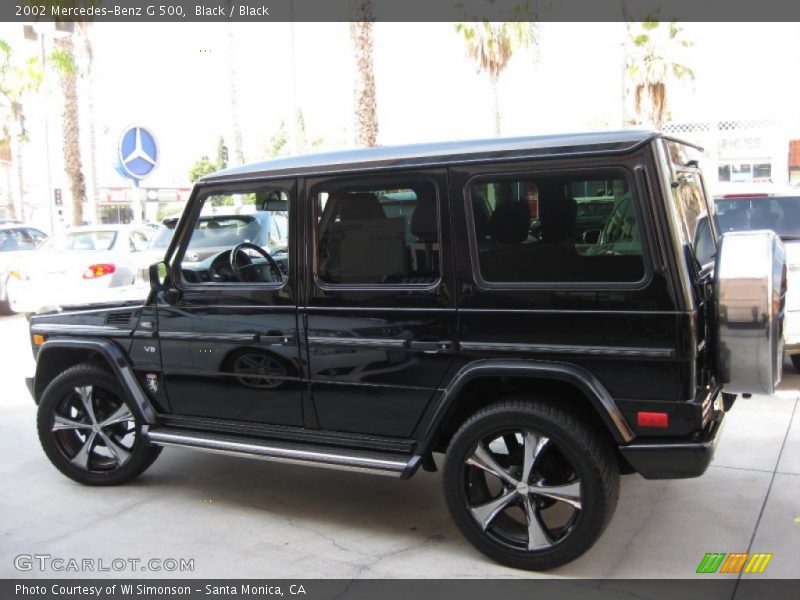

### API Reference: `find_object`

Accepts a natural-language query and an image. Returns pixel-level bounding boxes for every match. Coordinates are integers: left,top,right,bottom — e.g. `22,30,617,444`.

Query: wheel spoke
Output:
530,481,582,509
100,404,134,428
469,489,517,531
75,386,97,424
52,415,91,432
521,431,549,484
240,356,261,370
466,442,518,487
503,433,521,454
70,431,98,470
523,495,553,550
97,430,132,466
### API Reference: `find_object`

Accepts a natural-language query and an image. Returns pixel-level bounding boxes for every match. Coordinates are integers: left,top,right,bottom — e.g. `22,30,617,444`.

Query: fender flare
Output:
35,337,158,425
418,359,635,453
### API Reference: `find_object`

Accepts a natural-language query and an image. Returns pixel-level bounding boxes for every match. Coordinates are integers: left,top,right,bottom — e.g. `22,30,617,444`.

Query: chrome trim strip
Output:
307,336,408,349
145,427,410,477
157,331,258,343
459,341,675,359
457,308,687,315
162,368,302,385
31,324,132,337
48,304,145,316
304,306,453,313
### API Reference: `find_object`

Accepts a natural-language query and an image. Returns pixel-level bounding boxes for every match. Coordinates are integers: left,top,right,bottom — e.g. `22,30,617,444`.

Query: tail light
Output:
83,264,116,279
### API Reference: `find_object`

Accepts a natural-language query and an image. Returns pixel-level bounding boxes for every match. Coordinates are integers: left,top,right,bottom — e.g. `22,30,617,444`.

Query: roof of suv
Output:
203,130,662,183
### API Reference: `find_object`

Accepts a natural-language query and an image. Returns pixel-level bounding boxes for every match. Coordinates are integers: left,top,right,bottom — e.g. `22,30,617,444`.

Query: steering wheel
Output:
230,242,283,283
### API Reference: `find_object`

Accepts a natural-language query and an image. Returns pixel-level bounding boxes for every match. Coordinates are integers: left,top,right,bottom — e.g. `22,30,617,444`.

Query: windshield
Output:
41,230,118,252
150,216,260,249
714,196,800,238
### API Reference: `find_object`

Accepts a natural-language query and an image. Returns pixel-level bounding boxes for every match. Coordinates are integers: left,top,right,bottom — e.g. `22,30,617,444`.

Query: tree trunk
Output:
350,2,378,147
491,73,501,136
55,35,86,226
226,21,245,165
79,24,98,224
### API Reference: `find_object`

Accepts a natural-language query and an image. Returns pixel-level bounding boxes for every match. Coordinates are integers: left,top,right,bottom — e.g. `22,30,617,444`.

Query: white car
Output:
711,189,800,371
6,225,153,314
0,224,47,312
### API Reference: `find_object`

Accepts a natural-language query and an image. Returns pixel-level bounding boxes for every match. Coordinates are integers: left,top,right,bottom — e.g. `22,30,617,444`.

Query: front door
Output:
303,170,457,438
156,180,304,427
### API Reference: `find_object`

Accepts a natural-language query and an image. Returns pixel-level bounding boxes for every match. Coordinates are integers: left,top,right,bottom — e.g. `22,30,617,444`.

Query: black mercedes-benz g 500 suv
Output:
25,131,785,570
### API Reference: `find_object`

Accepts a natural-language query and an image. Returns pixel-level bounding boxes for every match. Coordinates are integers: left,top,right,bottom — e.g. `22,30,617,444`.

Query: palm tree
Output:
625,19,694,130
350,0,378,147
224,1,245,165
77,23,98,224
0,39,42,221
51,34,86,226
455,21,536,136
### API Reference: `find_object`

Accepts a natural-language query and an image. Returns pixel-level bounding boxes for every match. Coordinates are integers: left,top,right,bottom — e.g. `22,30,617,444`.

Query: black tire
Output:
443,397,619,570
790,354,800,373
37,363,162,486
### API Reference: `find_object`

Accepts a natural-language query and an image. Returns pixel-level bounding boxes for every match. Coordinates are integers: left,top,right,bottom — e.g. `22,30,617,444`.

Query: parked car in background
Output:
6,225,152,314
0,224,47,312
708,189,800,371
138,211,289,282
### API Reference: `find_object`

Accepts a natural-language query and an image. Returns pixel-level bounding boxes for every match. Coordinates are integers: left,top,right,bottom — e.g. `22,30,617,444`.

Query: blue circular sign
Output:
116,126,158,181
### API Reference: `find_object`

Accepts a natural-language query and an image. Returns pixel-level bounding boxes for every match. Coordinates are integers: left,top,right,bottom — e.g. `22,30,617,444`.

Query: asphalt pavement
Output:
0,313,797,579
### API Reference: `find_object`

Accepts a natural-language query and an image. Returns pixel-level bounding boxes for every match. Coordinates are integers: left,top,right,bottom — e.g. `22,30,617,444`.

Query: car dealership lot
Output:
0,312,797,580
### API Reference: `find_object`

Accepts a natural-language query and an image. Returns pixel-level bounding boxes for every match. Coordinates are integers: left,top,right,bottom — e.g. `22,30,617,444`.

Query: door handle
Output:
257,334,295,345
409,341,455,353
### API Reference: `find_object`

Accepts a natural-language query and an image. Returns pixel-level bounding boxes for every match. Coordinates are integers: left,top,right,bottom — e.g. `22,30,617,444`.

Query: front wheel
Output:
443,398,619,570
37,363,162,485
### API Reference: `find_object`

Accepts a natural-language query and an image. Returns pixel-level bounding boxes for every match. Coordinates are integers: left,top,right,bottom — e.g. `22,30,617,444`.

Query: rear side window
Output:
315,179,439,285
469,172,645,284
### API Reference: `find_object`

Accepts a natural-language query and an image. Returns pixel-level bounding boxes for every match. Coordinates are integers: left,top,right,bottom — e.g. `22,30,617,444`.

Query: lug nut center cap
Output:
516,482,529,494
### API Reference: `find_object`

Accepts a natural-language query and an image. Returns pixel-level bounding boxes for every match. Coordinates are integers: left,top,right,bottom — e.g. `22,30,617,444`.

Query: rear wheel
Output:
443,397,619,570
37,363,161,485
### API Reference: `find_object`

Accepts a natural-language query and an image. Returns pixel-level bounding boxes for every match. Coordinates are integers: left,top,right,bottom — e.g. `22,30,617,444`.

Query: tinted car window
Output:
714,196,800,238
470,173,644,283
315,180,439,285
0,228,39,251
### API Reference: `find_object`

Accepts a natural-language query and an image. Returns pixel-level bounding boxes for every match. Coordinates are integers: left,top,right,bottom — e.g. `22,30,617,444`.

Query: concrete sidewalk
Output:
0,314,797,580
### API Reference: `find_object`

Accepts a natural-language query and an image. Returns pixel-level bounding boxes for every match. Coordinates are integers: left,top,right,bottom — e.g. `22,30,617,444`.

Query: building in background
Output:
664,119,800,192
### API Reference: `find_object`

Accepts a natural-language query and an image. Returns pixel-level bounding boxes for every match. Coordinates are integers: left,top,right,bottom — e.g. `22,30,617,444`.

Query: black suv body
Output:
25,131,785,569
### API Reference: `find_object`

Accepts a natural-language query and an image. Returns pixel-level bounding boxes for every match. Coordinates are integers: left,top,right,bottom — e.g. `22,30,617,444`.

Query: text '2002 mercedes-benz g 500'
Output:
26,131,785,570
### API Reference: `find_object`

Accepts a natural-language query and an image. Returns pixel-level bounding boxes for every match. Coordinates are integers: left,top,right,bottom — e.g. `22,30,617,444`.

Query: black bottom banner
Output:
3,579,798,600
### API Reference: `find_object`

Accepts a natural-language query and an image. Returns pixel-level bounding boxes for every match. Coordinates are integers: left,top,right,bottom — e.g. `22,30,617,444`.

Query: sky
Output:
3,21,800,199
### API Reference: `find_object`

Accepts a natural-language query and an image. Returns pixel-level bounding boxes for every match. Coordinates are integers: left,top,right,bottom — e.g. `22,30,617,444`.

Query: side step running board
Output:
144,426,419,478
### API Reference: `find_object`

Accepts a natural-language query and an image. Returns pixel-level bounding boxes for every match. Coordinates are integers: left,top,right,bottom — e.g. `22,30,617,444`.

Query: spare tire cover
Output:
715,230,786,395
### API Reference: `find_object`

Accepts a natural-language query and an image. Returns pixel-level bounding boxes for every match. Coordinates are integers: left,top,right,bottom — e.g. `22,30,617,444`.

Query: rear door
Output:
302,169,457,437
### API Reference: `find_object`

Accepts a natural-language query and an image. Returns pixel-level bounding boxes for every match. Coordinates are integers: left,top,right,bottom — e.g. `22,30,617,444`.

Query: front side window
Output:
176,188,290,285
470,172,645,283
315,179,439,285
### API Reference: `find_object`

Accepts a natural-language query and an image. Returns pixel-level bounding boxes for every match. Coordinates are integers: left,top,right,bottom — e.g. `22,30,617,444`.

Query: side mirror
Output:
149,261,169,291
583,229,601,244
